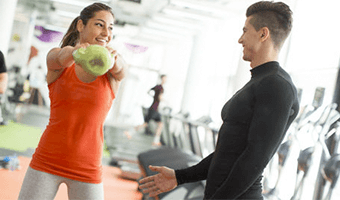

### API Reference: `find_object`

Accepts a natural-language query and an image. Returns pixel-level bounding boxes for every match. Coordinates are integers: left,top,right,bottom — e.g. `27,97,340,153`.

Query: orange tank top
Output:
30,64,115,183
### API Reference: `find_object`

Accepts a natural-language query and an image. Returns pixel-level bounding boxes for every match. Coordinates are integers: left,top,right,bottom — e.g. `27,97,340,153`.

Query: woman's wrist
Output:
109,55,125,74
109,64,120,75
108,55,126,81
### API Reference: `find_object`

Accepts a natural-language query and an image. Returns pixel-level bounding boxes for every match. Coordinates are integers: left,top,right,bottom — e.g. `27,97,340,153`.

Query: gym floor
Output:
1,103,340,200
0,103,143,200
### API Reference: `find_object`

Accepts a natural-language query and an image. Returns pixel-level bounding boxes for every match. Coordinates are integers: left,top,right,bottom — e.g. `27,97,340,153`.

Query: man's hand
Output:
139,165,178,197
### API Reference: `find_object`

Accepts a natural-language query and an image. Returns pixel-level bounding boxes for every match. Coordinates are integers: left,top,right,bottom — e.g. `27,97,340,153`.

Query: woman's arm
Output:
47,43,90,71
108,53,126,81
106,52,127,94
0,72,8,94
46,43,91,85
0,51,8,94
47,46,74,70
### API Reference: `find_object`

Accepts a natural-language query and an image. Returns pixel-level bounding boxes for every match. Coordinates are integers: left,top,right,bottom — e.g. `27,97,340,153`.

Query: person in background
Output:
18,3,126,200
135,74,167,146
26,46,49,107
138,1,299,199
0,50,8,125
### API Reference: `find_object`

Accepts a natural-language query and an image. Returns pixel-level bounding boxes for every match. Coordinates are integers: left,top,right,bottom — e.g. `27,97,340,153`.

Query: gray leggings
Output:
18,167,104,200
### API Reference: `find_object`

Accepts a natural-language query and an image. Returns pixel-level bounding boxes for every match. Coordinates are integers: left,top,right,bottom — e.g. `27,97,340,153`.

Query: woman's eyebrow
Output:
95,19,114,26
96,19,113,26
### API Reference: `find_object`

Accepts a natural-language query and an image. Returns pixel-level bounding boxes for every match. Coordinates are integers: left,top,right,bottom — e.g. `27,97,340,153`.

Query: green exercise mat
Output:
0,121,110,157
0,121,42,152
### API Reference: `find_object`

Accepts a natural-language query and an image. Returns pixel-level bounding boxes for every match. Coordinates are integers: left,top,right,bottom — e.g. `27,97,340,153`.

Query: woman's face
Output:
78,10,114,47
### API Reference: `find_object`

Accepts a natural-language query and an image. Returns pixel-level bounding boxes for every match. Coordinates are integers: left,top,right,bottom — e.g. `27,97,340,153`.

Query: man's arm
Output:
175,152,214,185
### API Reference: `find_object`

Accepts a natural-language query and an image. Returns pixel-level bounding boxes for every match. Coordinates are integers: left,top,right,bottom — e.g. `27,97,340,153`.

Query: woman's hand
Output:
73,43,91,54
106,46,126,81
105,46,118,58
139,165,178,197
105,46,118,69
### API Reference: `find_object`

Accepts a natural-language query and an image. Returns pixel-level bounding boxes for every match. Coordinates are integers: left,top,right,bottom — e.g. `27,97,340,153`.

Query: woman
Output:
18,3,125,200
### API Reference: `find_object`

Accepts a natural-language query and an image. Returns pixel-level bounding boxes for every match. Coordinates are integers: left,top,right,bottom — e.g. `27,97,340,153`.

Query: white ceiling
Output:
14,0,270,47
16,0,249,30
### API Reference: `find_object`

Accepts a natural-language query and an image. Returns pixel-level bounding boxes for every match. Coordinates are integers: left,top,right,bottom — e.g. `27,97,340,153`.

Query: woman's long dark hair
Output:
60,3,114,48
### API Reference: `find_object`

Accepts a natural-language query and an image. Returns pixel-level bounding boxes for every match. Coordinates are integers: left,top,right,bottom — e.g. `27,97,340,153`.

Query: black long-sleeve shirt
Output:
175,61,299,199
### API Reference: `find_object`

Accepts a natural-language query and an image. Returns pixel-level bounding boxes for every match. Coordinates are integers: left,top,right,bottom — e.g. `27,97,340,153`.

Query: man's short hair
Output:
246,1,293,49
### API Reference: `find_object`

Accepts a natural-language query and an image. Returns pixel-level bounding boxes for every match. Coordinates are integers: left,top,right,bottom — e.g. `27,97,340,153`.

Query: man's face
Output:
238,16,262,62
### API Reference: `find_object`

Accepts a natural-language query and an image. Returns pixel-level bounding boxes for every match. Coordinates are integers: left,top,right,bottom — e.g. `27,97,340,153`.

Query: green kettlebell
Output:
73,45,114,76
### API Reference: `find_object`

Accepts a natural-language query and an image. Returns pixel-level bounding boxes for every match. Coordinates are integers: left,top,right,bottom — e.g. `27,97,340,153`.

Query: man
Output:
138,1,299,199
0,50,8,125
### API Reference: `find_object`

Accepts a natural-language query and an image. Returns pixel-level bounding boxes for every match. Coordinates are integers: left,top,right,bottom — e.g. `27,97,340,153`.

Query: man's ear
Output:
76,19,84,33
260,27,270,41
